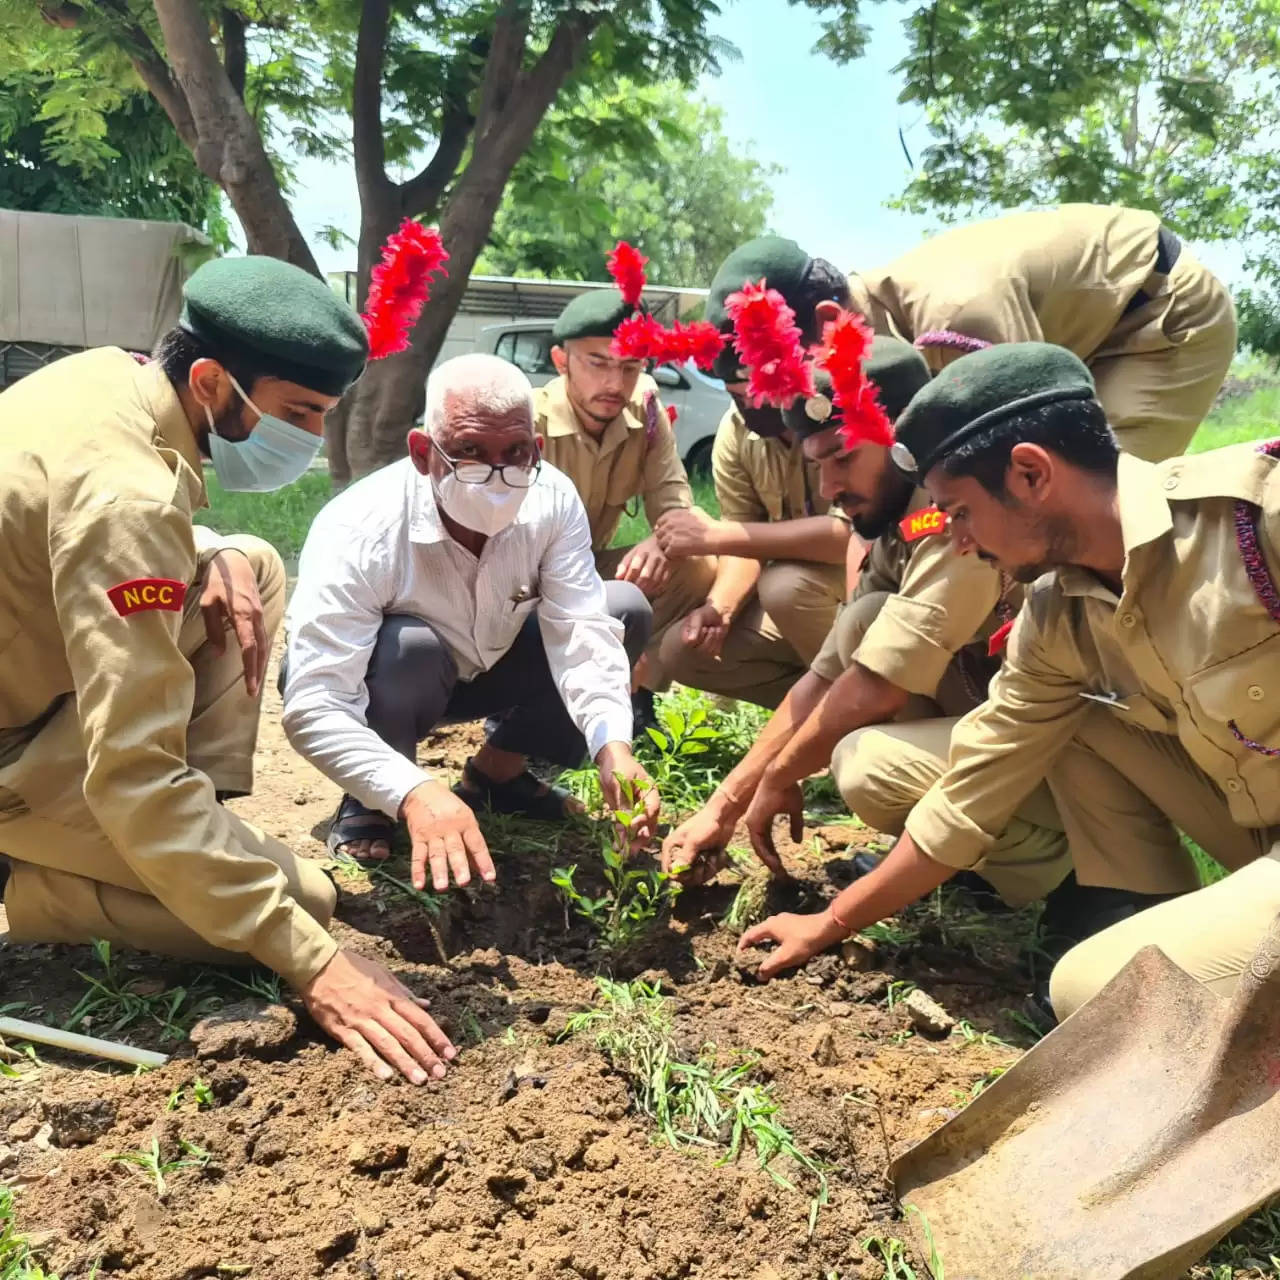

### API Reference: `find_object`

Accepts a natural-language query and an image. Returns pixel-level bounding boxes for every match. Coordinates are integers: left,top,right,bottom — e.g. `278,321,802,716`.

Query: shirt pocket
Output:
1186,637,1280,748
1185,634,1280,820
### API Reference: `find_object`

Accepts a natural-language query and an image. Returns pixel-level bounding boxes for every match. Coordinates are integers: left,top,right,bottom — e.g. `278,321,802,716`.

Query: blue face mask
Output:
204,376,323,492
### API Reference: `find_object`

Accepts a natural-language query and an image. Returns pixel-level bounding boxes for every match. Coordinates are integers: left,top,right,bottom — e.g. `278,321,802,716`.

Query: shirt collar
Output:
135,359,208,509
1057,454,1170,601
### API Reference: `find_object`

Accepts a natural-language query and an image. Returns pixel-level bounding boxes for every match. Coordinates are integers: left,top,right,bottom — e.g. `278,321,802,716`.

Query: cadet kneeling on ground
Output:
536,289,716,720
0,256,455,1084
741,343,1275,1025
655,237,853,708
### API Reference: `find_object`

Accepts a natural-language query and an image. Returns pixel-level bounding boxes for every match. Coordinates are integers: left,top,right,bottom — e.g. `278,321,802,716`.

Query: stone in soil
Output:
903,988,955,1038
188,1000,298,1059
41,1091,117,1147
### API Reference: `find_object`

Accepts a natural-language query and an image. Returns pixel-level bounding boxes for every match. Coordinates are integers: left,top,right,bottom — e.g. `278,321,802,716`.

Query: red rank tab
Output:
107,578,187,617
899,505,947,542
987,619,1014,657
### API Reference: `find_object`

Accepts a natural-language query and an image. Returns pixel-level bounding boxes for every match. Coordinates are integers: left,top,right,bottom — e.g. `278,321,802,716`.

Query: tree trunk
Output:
335,12,599,480
151,0,319,274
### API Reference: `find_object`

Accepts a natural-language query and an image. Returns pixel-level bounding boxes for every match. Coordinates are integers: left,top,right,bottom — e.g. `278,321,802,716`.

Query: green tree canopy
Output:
477,81,777,287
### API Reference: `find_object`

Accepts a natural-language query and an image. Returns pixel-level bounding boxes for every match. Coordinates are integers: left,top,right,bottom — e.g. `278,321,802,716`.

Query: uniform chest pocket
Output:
604,447,646,510
1185,634,1280,758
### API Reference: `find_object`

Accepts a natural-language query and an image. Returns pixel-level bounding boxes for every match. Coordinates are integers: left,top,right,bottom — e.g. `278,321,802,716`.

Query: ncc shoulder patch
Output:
107,578,187,617
899,505,947,542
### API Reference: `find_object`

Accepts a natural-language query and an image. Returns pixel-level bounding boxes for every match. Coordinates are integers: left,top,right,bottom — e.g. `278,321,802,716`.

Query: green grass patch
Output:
1191,385,1280,453
0,1186,67,1280
194,469,334,563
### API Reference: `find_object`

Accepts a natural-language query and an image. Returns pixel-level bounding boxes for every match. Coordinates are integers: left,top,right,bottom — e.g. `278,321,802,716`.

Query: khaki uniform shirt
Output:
909,447,1280,870
534,374,691,550
711,406,836,525
0,348,334,986
811,489,1012,697
848,204,1165,373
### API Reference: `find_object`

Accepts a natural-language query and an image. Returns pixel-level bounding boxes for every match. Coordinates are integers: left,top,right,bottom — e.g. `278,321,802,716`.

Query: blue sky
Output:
289,0,1246,288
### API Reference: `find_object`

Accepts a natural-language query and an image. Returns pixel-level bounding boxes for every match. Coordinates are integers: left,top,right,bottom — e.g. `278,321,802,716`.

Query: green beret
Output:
180,256,368,397
707,236,811,327
552,289,635,344
706,236,812,383
783,336,930,440
891,342,1098,478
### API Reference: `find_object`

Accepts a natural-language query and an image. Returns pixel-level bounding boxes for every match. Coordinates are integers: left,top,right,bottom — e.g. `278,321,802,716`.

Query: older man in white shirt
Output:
282,354,658,892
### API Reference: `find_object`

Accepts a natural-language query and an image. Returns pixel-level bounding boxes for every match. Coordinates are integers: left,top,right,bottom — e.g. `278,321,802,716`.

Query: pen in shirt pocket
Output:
510,584,536,608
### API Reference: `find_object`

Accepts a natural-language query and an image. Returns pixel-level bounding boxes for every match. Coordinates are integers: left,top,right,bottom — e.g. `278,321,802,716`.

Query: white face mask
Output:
432,469,530,536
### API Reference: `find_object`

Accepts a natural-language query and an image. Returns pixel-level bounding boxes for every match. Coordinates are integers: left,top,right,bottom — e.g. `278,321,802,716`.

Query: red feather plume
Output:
723,279,814,407
607,241,649,308
815,312,892,449
611,311,668,362
361,219,449,360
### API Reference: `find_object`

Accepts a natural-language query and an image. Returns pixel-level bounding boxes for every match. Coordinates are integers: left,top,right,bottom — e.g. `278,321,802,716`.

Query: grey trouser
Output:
365,581,650,767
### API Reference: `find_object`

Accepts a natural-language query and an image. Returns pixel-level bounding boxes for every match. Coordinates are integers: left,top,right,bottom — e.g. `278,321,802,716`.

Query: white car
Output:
477,319,730,474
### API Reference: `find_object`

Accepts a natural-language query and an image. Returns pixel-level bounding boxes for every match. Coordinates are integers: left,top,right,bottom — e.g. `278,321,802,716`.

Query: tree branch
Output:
353,0,393,206
398,97,473,215
475,0,531,136
222,7,247,101
45,0,199,149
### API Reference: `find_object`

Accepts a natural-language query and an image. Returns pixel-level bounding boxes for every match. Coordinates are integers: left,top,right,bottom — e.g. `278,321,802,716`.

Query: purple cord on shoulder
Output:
913,330,993,354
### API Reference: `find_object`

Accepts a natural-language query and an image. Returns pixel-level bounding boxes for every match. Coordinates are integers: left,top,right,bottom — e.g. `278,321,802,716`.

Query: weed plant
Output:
109,1137,210,1200
566,978,828,1228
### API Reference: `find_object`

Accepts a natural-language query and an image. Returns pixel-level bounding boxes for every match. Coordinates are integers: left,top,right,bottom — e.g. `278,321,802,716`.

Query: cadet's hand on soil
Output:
737,909,848,981
661,804,736,884
654,509,717,559
743,774,803,878
616,536,673,597
402,780,496,892
681,603,730,658
201,549,268,697
596,743,661,851
302,948,457,1083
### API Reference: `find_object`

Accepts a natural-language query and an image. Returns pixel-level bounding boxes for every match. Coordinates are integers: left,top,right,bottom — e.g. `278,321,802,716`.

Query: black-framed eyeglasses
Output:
430,435,541,488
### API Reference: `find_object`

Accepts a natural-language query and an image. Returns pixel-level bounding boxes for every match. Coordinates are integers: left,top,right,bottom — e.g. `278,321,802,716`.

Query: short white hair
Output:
424,353,534,436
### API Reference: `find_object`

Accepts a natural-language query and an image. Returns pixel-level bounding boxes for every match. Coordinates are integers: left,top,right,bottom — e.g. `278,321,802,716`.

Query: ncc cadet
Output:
535,290,716,713
654,238,853,709
663,336,1072,914
0,256,456,1084
740,342,1279,1025
848,204,1235,462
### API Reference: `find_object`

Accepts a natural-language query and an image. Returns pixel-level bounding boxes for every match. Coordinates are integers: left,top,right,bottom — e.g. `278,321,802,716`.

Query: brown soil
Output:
0,645,1242,1279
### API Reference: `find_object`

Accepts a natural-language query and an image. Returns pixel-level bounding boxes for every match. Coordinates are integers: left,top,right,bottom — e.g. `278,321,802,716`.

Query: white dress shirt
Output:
282,458,634,817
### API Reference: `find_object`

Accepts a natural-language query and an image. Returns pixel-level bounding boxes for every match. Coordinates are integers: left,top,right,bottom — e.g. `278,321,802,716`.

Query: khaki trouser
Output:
655,560,845,709
1,536,336,964
833,719,1072,906
1092,249,1236,462
595,545,716,691
1049,717,1280,1019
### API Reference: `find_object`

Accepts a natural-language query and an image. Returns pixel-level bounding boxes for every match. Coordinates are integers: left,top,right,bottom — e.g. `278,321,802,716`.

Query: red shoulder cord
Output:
1229,438,1280,755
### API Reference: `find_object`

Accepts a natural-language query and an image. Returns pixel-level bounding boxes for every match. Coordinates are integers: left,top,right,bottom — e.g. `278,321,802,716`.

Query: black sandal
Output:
452,759,581,821
325,794,396,862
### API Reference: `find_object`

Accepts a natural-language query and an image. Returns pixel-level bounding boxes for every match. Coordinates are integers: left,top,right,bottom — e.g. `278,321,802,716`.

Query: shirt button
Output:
1226,779,1243,793
1120,613,1137,628
1249,685,1265,701
1163,476,1179,491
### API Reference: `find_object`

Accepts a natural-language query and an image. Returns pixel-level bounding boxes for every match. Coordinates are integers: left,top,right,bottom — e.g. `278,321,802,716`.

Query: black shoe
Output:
632,688,658,737
1027,873,1180,1025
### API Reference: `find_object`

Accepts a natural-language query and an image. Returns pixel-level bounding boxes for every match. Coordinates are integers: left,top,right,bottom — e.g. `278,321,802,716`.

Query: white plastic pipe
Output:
0,1017,169,1069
